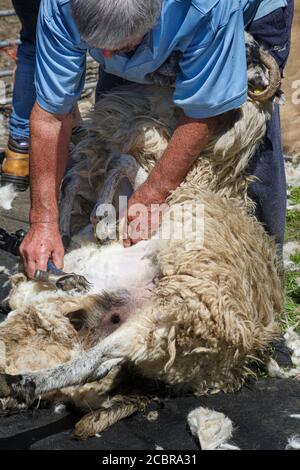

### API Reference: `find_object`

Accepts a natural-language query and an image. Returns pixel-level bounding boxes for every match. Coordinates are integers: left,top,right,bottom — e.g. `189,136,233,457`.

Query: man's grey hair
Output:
70,0,163,49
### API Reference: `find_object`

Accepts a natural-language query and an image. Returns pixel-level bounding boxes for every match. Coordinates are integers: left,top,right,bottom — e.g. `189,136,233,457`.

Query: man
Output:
1,0,40,191
20,0,293,279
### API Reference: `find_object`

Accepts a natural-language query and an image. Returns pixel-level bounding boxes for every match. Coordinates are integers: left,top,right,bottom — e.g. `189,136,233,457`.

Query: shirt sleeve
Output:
35,1,87,115
173,7,248,119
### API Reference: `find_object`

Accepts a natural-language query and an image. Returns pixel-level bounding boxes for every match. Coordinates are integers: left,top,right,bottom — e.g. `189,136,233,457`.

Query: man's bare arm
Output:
147,114,221,197
124,114,221,245
20,103,73,278
30,103,73,222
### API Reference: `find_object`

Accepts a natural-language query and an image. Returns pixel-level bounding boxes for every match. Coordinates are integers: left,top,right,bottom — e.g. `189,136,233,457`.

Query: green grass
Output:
285,210,300,242
283,189,300,333
289,186,300,205
290,251,300,266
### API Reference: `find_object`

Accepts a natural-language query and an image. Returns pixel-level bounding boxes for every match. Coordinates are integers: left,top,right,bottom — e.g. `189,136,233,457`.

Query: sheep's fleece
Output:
0,84,283,439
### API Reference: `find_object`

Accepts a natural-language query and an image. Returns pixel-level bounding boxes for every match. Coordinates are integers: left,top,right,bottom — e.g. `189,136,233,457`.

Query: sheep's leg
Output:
106,154,147,191
90,155,146,230
74,395,151,439
59,171,82,243
0,325,136,402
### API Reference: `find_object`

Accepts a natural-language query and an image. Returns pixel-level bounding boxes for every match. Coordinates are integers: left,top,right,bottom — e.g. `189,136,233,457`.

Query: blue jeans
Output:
9,0,40,140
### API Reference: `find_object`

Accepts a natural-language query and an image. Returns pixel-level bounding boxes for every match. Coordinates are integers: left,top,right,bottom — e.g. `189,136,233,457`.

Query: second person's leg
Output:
247,1,294,253
1,0,41,190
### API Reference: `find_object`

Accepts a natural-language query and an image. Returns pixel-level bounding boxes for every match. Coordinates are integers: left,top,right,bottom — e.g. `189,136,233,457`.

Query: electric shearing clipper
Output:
0,228,91,293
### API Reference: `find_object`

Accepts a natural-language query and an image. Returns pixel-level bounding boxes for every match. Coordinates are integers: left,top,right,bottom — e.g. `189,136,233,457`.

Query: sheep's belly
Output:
64,240,159,297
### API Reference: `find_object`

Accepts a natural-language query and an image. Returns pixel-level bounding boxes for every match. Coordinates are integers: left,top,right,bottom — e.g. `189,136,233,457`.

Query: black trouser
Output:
247,1,294,251
11,0,40,45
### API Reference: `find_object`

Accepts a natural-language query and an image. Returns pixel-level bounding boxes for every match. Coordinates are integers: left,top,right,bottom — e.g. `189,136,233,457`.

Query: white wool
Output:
0,184,17,211
286,435,300,450
285,160,300,187
188,407,235,451
269,329,300,380
290,414,300,419
0,266,10,276
1,280,10,289
147,411,159,422
54,403,67,415
283,241,300,258
63,239,160,295
218,443,240,451
283,242,300,270
284,328,300,370
267,358,289,379
287,203,300,212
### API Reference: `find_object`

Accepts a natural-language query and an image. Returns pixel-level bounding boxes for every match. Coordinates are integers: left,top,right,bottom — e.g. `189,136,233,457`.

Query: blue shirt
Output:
255,0,287,19
35,0,287,119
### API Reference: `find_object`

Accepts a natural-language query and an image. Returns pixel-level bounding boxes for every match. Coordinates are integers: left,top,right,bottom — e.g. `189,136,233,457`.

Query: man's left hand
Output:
123,181,167,247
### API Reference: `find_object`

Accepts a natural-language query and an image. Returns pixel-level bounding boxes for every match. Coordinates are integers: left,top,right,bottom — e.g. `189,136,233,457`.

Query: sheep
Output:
0,38,284,439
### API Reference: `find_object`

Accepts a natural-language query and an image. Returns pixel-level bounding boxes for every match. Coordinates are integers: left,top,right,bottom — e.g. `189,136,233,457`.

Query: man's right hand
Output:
20,222,65,279
23,103,73,279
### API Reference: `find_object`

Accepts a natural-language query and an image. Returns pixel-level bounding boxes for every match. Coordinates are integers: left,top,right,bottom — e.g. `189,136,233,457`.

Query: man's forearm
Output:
29,103,73,224
147,114,221,198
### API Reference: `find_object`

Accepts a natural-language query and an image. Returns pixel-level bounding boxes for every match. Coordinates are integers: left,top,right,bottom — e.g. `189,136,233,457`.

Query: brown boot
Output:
0,136,29,192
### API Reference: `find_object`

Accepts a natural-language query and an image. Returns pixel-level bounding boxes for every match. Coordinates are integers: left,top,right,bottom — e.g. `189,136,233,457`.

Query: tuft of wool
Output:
188,407,236,451
268,329,300,380
285,159,300,187
54,403,67,415
283,242,300,270
267,358,290,379
0,184,17,211
286,435,300,450
0,266,10,276
218,443,241,451
147,411,159,422
285,328,300,370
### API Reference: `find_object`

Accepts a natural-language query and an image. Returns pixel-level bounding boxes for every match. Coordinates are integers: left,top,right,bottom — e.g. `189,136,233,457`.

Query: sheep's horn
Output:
248,49,281,102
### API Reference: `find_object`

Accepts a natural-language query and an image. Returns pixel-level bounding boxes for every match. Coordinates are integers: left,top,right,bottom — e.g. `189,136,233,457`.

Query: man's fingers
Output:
18,223,65,279
35,255,50,273
123,237,132,248
23,252,50,279
25,260,38,280
51,250,64,270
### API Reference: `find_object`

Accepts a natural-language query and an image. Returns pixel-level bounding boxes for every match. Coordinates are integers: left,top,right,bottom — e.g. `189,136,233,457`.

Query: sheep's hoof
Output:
0,373,36,403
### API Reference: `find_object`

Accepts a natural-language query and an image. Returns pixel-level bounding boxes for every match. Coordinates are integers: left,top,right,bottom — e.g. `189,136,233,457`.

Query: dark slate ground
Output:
0,191,299,450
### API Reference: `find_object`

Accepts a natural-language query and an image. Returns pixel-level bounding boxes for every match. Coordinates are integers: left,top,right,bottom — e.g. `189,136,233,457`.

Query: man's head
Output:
70,0,163,57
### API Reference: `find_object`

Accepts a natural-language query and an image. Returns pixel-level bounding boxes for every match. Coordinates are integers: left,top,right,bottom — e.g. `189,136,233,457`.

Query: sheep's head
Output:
0,275,136,378
0,302,82,376
245,32,282,102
